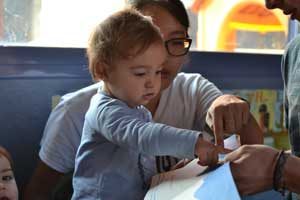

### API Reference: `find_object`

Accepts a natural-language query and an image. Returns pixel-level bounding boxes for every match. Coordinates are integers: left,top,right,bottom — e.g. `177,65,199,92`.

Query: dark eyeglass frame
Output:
164,37,192,57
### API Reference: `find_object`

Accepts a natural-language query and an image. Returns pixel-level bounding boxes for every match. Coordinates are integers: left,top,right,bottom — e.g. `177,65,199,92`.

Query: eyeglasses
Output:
165,38,192,57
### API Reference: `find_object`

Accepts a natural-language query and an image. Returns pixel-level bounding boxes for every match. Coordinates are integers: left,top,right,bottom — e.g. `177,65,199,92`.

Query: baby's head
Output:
87,8,166,107
0,146,18,200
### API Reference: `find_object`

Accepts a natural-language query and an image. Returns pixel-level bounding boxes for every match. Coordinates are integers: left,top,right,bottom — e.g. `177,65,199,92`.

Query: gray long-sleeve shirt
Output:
72,91,201,200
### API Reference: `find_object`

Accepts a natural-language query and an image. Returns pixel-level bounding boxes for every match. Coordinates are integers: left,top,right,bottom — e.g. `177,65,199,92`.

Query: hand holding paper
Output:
144,135,241,200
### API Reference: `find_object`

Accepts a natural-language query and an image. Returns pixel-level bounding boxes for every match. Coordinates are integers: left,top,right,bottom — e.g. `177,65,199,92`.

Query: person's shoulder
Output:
87,92,140,123
161,73,209,100
58,82,101,110
90,91,129,113
174,72,204,81
163,73,220,102
286,35,300,54
283,35,300,72
289,34,300,45
93,91,124,105
62,82,100,102
170,72,208,89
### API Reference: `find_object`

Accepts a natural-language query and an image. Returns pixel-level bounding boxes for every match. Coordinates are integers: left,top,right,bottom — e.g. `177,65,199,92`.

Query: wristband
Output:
273,150,289,195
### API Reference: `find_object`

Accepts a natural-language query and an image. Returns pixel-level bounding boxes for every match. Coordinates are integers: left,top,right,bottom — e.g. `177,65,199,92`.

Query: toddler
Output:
72,8,222,200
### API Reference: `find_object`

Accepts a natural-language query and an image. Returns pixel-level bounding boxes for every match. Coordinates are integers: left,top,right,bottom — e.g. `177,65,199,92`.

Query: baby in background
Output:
72,8,223,200
0,146,18,200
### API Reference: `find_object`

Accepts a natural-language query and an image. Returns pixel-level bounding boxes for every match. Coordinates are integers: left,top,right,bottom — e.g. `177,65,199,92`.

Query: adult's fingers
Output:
213,109,224,146
224,148,242,162
242,103,250,125
223,107,235,133
218,146,233,154
233,105,243,132
207,146,231,166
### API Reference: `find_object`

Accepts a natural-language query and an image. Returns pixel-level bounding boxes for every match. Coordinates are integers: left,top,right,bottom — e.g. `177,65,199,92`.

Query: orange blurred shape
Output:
191,0,213,13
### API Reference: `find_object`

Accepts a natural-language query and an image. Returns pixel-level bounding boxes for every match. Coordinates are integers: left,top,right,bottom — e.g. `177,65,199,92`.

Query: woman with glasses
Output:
24,0,263,199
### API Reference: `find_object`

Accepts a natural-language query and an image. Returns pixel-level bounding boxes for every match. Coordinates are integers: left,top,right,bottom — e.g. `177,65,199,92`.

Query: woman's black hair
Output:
127,0,190,30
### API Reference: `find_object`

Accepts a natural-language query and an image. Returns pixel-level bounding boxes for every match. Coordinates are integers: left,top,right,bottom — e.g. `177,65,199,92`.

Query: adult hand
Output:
206,94,250,146
237,114,264,145
224,145,279,195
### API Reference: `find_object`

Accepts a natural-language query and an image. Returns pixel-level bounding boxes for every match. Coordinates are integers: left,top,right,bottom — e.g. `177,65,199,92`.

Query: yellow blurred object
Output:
51,95,61,110
271,131,290,150
229,22,285,33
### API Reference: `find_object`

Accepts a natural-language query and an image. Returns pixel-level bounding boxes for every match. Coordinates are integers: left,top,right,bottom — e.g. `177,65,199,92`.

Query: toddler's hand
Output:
194,136,230,166
170,159,191,170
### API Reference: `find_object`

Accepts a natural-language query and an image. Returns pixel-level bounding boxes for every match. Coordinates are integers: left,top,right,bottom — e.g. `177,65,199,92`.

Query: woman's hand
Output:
224,145,279,195
206,94,251,146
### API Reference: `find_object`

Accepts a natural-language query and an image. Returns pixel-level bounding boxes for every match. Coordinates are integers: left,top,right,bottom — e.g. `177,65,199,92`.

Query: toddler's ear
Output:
95,62,109,81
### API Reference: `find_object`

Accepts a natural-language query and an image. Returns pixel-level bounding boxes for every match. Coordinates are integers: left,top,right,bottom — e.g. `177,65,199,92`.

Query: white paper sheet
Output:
224,134,240,150
144,134,241,200
172,163,240,200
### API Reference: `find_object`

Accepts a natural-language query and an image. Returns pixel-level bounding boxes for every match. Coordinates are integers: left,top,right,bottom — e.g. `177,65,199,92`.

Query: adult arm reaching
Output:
225,145,300,195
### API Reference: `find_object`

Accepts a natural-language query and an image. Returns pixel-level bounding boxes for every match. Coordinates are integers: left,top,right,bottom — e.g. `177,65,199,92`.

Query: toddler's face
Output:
105,41,167,107
0,156,18,200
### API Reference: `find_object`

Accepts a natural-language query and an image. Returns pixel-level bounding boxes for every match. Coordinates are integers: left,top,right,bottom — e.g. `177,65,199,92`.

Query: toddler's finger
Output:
217,146,232,154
